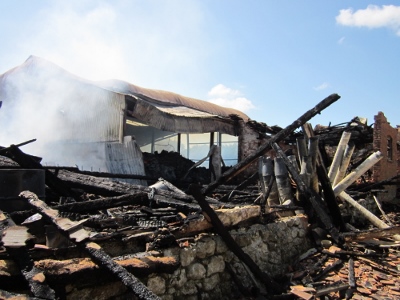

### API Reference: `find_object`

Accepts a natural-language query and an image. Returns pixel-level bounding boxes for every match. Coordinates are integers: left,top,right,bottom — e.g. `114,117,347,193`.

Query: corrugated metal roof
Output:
97,79,249,121
152,103,217,118
0,56,247,137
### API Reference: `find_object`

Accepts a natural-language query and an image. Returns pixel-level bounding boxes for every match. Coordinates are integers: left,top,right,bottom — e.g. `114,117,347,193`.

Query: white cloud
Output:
313,82,329,91
207,84,255,112
336,5,400,36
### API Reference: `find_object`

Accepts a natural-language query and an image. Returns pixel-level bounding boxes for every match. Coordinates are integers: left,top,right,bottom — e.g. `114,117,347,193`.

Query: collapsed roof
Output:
0,56,249,137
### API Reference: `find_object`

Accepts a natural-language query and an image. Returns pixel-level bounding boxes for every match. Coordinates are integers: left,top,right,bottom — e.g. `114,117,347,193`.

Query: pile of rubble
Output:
1,94,400,299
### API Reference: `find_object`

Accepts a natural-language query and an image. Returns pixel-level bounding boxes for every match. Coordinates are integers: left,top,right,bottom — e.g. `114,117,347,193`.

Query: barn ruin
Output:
1,57,400,300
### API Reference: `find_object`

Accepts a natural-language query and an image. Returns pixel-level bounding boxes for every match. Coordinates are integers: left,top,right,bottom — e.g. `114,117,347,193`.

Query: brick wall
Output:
373,112,398,201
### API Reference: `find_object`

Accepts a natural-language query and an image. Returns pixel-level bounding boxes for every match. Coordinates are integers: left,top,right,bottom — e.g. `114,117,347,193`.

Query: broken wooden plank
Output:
19,191,161,300
203,93,341,195
315,282,349,297
313,259,343,281
55,193,148,213
333,151,383,196
348,258,356,288
33,255,179,279
328,131,352,183
85,242,160,300
354,174,400,193
290,285,315,300
188,183,283,295
341,226,400,242
2,226,35,248
338,191,400,241
6,248,56,299
176,205,261,238
302,122,346,231
1,211,57,299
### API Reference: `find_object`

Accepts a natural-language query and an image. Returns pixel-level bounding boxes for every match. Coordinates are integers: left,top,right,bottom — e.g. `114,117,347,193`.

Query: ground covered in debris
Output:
1,111,400,299
286,203,400,300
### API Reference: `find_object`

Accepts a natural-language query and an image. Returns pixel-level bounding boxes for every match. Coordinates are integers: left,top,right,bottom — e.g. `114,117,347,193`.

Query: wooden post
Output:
308,136,319,193
338,191,400,241
333,151,383,196
272,143,341,244
301,122,346,231
328,131,352,183
210,145,222,181
332,141,355,187
296,137,308,166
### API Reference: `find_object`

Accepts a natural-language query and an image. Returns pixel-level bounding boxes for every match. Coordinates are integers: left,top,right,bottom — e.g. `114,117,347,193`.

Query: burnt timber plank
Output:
1,211,56,299
302,123,346,231
19,191,161,300
341,226,400,242
54,193,148,213
203,93,341,195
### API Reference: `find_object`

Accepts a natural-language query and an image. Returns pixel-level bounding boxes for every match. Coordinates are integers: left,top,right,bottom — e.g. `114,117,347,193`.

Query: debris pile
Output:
1,94,400,299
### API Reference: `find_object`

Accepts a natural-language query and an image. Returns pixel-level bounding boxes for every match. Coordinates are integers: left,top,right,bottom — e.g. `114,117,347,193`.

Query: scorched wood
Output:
203,93,341,195
341,226,400,242
19,191,161,300
302,123,346,231
2,212,56,299
272,143,341,244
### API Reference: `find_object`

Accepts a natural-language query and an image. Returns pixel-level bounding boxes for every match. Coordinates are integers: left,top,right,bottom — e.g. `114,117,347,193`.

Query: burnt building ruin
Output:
1,57,400,299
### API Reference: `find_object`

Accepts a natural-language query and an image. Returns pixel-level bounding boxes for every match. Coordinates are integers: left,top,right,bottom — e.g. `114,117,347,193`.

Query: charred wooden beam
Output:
220,172,259,202
187,183,283,295
84,242,160,300
56,170,232,212
340,226,400,242
45,166,157,181
302,123,346,231
203,93,341,195
55,193,148,213
312,259,343,281
33,256,179,279
0,139,37,155
176,205,261,238
348,258,356,289
315,282,349,297
6,248,56,299
354,174,400,193
19,192,161,300
2,211,56,299
0,289,41,300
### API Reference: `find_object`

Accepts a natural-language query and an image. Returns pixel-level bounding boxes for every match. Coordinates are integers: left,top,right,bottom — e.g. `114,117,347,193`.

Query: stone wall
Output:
145,215,311,300
65,215,312,299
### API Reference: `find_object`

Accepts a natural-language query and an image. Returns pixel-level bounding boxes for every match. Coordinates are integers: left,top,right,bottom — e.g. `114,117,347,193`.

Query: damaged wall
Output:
64,215,311,299
373,112,398,201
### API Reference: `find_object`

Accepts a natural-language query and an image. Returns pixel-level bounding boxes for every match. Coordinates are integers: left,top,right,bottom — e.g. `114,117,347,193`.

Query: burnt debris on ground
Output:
1,96,400,299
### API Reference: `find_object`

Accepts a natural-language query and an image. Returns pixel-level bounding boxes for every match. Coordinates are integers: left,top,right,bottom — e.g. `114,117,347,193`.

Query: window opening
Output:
387,136,393,160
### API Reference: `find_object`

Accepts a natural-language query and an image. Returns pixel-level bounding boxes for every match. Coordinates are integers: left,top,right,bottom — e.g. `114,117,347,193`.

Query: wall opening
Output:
125,118,238,167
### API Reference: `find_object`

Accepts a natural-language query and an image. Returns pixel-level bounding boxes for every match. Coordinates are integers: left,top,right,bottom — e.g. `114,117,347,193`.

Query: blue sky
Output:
1,1,400,128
